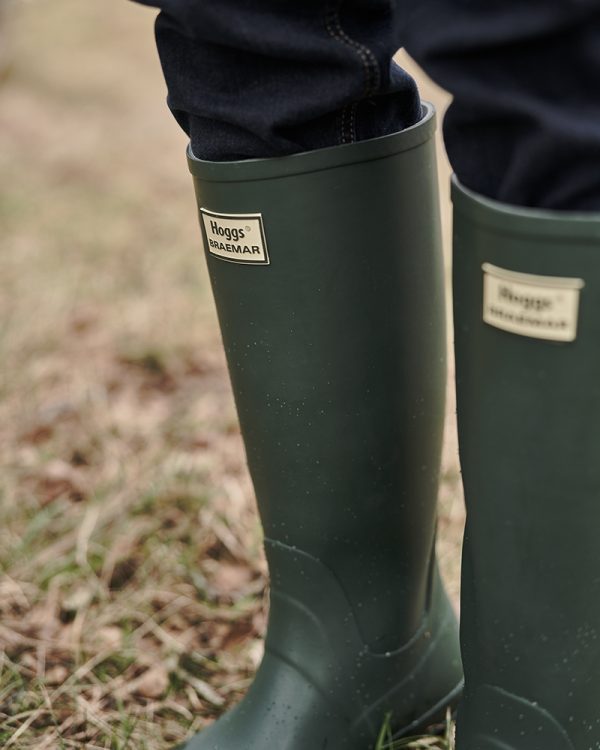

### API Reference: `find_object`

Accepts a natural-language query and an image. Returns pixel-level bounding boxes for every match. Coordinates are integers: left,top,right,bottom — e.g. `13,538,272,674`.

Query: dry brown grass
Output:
0,2,464,747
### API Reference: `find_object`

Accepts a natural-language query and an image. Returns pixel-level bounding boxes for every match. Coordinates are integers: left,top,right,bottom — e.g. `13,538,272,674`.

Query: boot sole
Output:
173,680,463,750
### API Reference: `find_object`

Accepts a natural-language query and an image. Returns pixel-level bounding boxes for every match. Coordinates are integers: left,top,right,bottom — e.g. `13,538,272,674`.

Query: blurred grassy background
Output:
0,1,464,747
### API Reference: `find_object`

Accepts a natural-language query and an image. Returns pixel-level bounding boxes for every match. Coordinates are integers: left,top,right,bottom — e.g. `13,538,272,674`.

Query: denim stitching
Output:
349,102,358,145
339,101,358,146
340,106,351,145
325,2,380,95
325,0,381,144
344,104,357,145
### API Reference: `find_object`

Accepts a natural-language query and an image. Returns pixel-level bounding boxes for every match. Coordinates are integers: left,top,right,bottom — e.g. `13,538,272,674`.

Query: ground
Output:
0,2,464,747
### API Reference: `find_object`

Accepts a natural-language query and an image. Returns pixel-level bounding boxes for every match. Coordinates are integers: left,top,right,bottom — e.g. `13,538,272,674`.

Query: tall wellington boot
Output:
452,178,600,750
180,104,463,750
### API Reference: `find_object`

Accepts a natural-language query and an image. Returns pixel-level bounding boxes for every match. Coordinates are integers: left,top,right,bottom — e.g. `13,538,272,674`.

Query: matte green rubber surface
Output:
452,178,600,750
179,106,463,750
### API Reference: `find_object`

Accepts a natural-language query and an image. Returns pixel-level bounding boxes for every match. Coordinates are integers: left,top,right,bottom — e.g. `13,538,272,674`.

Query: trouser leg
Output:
135,0,600,205
136,0,422,160
402,0,600,210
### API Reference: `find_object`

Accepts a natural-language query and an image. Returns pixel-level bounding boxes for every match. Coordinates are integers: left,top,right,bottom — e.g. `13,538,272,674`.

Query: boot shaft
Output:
189,105,448,651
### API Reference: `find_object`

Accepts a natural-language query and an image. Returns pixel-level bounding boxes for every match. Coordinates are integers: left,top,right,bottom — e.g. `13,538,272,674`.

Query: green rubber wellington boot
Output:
179,104,463,750
452,178,600,750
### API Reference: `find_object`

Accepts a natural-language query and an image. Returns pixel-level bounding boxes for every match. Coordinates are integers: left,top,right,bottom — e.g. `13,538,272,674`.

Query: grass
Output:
374,712,455,750
0,1,464,746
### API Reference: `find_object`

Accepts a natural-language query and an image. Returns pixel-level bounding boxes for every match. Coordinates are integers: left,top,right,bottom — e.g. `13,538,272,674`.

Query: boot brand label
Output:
482,263,584,342
200,208,270,265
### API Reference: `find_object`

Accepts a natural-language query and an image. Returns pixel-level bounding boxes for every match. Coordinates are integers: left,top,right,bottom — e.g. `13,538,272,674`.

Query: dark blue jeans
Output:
134,0,600,211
